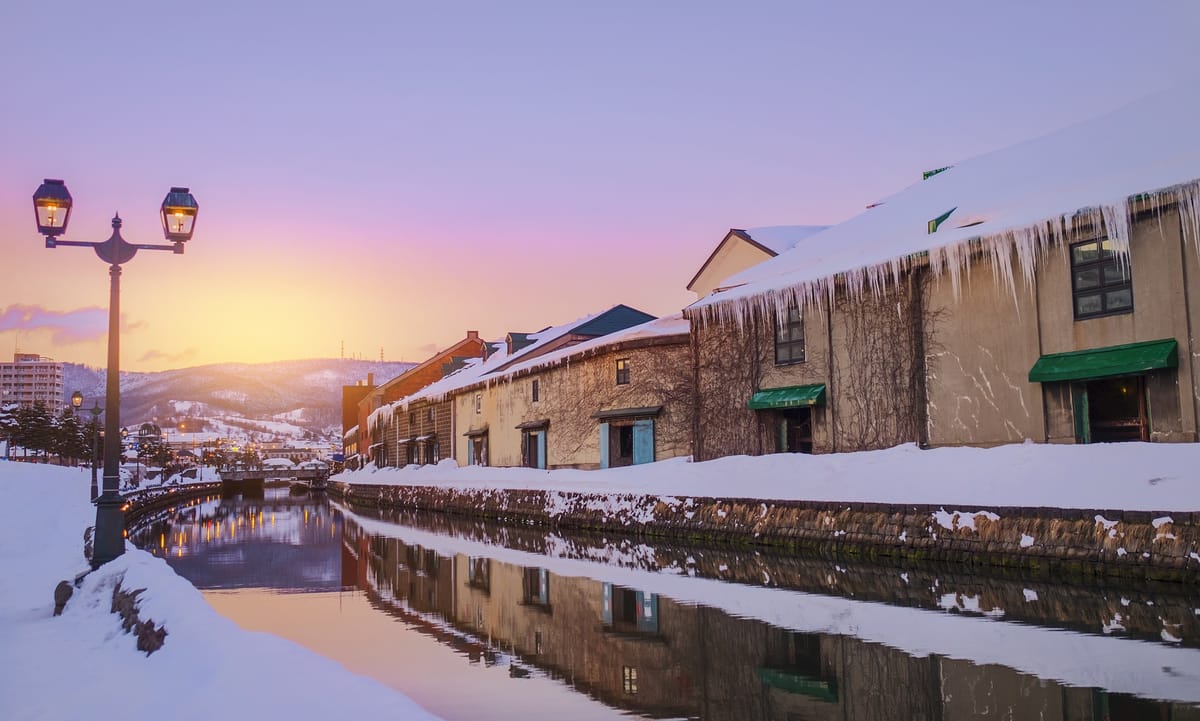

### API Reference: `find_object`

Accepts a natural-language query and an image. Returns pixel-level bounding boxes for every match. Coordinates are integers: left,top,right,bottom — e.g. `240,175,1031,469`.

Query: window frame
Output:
622,666,638,695
615,358,630,385
531,378,540,403
1070,237,1133,320
774,307,806,366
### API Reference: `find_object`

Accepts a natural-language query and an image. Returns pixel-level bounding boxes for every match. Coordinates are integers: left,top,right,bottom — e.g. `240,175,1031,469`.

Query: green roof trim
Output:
748,383,826,409
1028,338,1178,383
757,668,839,702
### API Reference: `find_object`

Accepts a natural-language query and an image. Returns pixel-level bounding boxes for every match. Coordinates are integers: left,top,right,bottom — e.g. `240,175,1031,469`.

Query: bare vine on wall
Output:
691,269,943,458
691,315,762,460
530,342,693,466
833,271,942,451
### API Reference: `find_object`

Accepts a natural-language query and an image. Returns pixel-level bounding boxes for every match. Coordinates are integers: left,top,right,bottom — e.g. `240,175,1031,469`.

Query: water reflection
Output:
131,490,1200,720
131,487,340,591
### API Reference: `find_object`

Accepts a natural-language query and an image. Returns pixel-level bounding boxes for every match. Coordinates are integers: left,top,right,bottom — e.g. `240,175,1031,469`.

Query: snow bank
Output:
334,441,1200,512
0,462,444,721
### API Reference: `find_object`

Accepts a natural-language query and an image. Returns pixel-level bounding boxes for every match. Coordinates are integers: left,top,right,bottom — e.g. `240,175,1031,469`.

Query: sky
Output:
2,1,1198,372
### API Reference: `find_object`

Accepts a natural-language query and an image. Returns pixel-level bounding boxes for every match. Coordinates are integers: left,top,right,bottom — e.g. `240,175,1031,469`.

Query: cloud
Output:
138,347,198,365
415,343,440,356
0,304,145,345
0,304,106,344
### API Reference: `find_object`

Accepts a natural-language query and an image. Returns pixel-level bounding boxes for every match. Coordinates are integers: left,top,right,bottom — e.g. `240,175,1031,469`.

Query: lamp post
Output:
71,391,104,501
36,179,198,569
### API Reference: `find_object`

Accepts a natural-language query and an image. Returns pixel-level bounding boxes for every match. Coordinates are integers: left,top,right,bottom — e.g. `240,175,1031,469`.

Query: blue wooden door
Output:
599,422,610,469
536,431,547,469
635,591,659,633
602,582,612,625
632,419,654,465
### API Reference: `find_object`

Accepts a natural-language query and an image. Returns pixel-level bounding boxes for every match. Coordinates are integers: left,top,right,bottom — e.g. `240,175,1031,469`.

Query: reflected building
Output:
340,519,1199,721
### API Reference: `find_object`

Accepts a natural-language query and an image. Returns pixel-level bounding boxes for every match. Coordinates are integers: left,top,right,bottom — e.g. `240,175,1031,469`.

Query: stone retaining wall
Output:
330,482,1200,583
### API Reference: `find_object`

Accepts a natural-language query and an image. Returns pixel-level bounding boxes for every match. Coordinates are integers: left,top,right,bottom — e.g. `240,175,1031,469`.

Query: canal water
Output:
130,487,1200,721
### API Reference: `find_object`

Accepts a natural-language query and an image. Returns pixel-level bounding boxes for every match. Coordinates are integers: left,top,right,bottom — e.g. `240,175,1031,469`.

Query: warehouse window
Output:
1071,238,1132,320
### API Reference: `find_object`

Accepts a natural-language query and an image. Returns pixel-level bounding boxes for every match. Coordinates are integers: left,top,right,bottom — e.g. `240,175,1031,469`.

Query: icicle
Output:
698,179,1200,335
1179,181,1200,261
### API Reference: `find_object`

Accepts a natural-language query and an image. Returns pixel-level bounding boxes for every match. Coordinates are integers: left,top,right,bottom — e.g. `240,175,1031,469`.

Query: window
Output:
474,393,482,414
427,407,435,423
775,308,805,365
622,666,638,695
408,411,417,427
1071,238,1132,319
467,557,491,591
615,358,630,385
522,567,550,607
531,379,539,403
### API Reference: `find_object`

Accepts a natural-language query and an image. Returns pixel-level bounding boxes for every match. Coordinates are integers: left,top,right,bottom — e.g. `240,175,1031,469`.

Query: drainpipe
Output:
1177,212,1200,441
827,294,837,453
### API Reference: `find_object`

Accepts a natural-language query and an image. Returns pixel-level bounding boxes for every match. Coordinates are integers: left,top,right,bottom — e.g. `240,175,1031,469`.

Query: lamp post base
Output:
91,491,125,569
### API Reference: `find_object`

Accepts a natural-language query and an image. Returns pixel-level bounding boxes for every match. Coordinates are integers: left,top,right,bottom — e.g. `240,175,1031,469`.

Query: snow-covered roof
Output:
385,306,670,411
742,225,829,255
690,84,1200,321
489,313,689,382
379,310,613,415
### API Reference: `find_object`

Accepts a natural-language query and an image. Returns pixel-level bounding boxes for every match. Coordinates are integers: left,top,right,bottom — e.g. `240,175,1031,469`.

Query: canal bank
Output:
328,443,1200,583
329,482,1199,582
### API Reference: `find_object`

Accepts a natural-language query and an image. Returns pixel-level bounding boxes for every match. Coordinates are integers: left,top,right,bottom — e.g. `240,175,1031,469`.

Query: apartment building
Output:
0,353,65,414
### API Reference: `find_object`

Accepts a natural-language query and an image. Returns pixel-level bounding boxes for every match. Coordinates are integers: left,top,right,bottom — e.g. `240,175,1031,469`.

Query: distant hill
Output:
63,359,415,442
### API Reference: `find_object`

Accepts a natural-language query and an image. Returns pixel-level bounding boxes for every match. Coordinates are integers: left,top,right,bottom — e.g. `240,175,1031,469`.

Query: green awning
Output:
748,383,826,409
1028,338,1178,383
757,668,839,702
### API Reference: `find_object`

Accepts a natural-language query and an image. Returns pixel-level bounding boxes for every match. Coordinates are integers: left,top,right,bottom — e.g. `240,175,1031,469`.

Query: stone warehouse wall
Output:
330,481,1200,583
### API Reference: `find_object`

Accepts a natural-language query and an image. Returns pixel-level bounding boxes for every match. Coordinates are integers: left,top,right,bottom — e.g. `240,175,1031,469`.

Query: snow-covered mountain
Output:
63,359,414,442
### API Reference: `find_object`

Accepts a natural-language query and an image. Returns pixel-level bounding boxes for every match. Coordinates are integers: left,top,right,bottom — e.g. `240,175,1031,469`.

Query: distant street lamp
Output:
36,179,199,569
71,391,104,501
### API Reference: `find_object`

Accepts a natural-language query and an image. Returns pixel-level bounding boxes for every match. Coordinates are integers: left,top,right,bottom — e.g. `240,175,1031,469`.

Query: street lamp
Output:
71,391,104,501
35,179,199,569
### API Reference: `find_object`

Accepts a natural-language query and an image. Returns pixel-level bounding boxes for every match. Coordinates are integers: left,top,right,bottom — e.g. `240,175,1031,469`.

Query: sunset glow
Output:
2,2,1198,371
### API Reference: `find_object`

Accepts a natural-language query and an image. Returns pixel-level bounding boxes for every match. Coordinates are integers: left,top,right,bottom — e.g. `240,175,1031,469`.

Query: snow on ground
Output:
0,462,444,721
337,504,1200,704
335,441,1200,512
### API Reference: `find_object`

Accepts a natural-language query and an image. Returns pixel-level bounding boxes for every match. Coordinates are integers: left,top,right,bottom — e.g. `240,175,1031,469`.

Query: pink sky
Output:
2,1,1198,371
